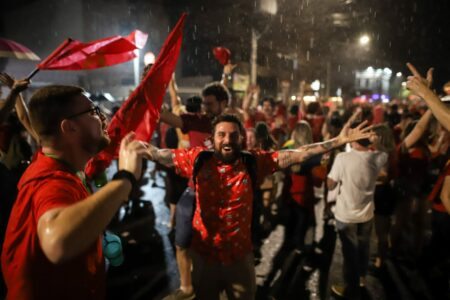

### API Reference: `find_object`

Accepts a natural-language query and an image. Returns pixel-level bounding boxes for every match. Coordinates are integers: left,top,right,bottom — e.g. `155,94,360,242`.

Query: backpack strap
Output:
240,151,258,192
192,150,214,187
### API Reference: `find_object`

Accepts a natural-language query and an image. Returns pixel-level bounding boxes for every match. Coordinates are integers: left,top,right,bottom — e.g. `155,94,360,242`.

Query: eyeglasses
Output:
66,106,102,119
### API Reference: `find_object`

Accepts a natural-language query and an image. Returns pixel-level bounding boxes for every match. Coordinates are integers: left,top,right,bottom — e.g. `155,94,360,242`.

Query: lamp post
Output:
250,0,277,85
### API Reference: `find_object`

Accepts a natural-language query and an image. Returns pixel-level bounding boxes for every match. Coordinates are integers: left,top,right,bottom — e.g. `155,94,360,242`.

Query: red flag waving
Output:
38,30,148,70
213,47,231,65
85,13,187,178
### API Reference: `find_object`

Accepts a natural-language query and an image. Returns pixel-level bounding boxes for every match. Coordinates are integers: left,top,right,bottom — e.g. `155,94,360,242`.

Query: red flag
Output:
213,47,231,65
85,13,187,178
37,30,148,70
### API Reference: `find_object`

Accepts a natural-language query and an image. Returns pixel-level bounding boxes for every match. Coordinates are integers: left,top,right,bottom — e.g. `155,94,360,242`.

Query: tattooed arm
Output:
276,111,375,169
277,138,342,168
147,145,175,167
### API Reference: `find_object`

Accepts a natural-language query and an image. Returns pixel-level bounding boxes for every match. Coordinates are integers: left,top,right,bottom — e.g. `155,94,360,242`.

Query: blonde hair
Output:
373,124,395,153
291,121,313,148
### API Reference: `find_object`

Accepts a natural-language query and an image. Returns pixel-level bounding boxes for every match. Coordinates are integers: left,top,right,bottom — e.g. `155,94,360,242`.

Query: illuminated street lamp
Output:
359,34,370,46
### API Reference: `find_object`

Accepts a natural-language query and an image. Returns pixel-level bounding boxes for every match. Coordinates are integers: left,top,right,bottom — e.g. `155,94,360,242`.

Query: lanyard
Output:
43,152,92,194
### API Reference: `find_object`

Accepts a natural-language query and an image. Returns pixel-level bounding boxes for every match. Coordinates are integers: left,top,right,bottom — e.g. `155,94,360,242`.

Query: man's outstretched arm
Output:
276,112,374,169
147,144,175,167
160,109,184,129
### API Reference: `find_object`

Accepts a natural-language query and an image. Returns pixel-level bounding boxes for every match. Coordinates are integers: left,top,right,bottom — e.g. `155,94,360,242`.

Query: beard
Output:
214,142,241,164
81,128,111,155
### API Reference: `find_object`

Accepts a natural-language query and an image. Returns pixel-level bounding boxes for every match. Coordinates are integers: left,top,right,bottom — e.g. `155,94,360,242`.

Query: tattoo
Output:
150,146,174,167
277,138,340,169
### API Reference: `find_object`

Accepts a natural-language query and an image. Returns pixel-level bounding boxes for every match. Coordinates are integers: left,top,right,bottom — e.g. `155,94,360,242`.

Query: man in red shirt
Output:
1,85,150,300
160,82,230,300
160,82,229,148
148,113,374,299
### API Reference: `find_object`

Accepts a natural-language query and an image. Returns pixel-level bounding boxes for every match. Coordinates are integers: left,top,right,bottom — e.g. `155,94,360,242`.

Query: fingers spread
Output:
356,120,368,130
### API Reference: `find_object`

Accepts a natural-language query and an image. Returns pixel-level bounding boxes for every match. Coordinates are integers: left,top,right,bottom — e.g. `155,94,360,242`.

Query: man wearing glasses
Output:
1,85,150,300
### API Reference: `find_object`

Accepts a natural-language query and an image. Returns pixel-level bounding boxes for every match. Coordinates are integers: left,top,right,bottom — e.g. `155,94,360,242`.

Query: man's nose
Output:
223,134,231,144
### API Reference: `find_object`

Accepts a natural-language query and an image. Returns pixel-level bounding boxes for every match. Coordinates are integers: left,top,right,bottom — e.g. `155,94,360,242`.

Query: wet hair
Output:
185,96,202,113
306,102,322,115
202,82,230,103
261,97,276,108
211,113,244,135
373,124,395,152
255,122,276,150
289,104,299,116
291,121,313,148
29,85,84,139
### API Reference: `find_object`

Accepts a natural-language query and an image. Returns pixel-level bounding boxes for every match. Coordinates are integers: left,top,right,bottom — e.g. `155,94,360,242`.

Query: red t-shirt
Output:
428,160,450,213
180,113,213,148
171,147,278,264
244,111,275,129
305,114,325,142
1,152,105,300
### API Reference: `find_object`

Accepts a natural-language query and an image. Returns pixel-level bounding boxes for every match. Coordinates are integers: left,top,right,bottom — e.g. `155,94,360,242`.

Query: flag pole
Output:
26,38,73,80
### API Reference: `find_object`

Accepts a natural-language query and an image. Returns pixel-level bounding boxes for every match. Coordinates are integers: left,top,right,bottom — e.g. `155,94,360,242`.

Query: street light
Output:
359,34,370,46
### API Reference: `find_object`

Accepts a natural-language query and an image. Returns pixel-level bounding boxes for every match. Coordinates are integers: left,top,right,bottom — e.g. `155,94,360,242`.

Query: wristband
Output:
112,170,137,191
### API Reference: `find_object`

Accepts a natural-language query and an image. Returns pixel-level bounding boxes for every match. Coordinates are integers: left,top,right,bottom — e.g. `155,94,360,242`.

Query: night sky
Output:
2,0,449,92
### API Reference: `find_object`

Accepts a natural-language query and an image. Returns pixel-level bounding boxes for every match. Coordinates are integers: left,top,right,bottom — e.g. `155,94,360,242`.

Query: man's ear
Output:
221,100,227,110
60,119,77,135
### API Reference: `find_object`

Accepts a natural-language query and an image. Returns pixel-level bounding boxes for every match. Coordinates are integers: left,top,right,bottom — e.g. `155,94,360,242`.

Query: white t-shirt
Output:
328,149,388,223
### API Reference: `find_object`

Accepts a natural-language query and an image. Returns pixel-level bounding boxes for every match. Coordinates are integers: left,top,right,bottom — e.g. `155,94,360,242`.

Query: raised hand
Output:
337,110,375,144
406,63,434,98
118,132,150,180
407,63,433,88
0,72,30,93
223,63,237,75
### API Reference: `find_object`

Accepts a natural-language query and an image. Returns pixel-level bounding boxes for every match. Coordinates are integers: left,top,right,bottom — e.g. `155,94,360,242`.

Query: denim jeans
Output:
336,219,373,299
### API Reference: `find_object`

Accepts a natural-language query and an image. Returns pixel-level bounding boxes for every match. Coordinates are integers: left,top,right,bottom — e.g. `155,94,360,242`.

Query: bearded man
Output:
149,113,374,300
1,85,150,300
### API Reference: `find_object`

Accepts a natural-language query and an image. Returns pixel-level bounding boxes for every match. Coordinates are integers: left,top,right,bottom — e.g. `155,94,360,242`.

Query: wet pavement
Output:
105,162,440,300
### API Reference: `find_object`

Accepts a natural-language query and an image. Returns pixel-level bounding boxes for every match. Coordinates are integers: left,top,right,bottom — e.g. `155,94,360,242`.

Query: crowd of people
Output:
0,57,449,300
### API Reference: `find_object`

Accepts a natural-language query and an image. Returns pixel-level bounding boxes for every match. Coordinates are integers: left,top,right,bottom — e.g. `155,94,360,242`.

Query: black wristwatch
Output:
112,170,138,191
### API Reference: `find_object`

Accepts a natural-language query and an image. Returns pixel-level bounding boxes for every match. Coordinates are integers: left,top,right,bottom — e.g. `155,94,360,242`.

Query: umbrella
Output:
0,38,40,61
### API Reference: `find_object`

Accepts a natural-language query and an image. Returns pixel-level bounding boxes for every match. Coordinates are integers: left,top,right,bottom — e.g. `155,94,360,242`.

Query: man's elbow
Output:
40,235,69,264
327,178,337,190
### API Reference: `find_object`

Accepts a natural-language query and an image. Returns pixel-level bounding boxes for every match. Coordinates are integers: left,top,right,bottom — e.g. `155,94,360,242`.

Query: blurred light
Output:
372,93,380,100
383,68,392,74
103,93,115,102
291,95,297,101
359,34,370,46
311,80,320,91
330,96,342,102
336,87,342,97
303,95,317,102
401,82,407,87
396,72,402,77
260,0,278,15
144,52,155,65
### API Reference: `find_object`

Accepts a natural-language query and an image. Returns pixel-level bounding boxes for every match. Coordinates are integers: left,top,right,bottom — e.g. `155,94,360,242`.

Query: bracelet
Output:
112,170,137,191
